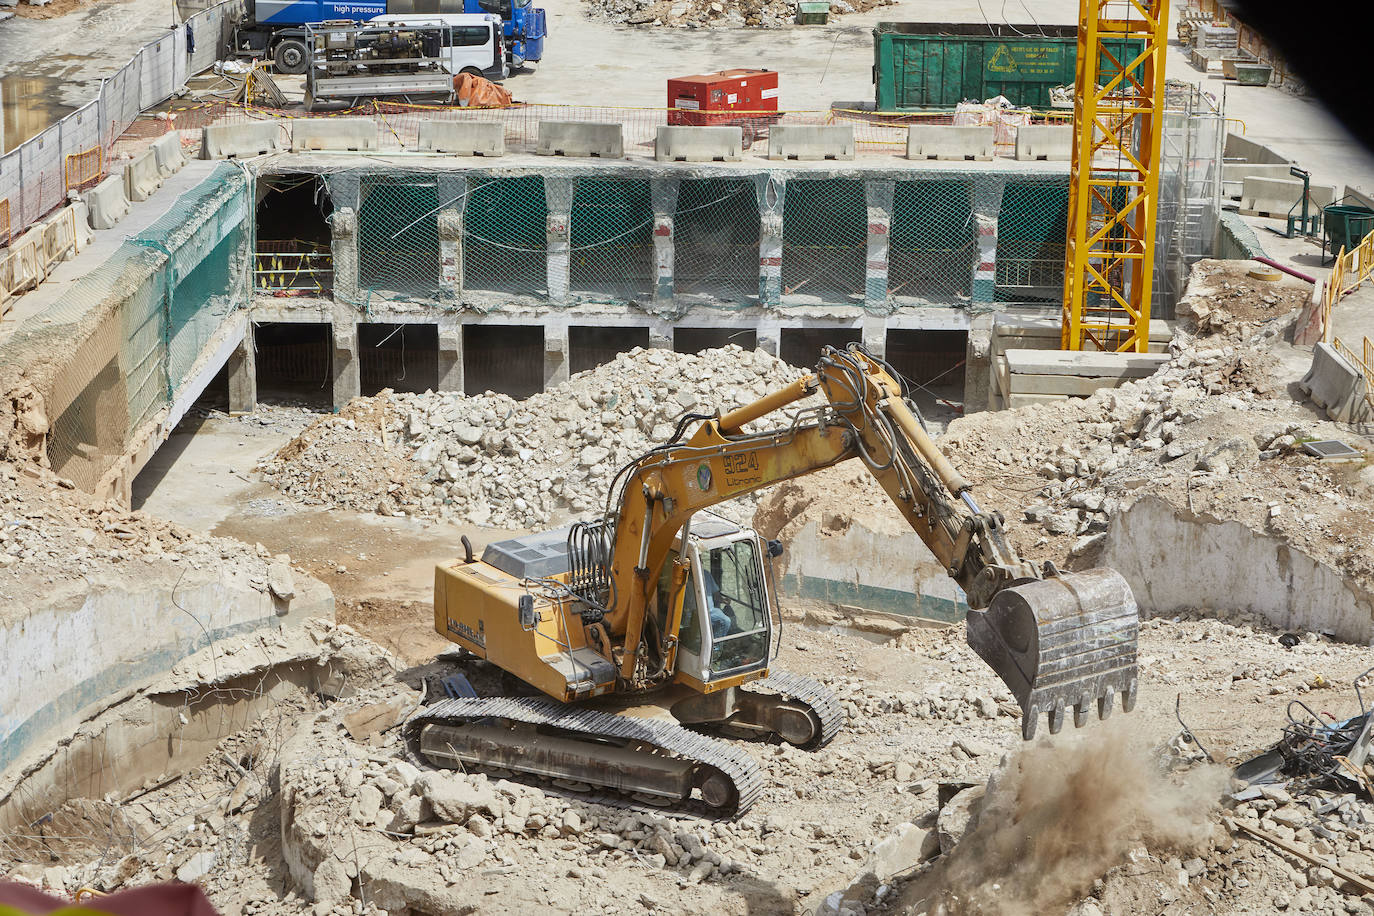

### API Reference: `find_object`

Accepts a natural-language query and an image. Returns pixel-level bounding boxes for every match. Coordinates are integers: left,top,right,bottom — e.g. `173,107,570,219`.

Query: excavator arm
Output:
590,345,1138,739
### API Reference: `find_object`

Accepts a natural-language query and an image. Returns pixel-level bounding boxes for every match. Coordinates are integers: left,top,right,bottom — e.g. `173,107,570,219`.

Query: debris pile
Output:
260,346,806,529
1174,259,1313,340
0,461,285,599
584,0,893,29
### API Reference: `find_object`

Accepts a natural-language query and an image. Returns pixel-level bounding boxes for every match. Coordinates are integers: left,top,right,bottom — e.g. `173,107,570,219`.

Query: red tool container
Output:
667,69,779,127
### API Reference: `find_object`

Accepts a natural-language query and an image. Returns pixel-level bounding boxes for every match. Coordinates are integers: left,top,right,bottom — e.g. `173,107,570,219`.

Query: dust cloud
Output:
896,720,1228,916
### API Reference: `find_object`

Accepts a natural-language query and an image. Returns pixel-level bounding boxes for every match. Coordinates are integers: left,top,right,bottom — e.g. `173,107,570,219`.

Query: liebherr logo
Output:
448,617,485,648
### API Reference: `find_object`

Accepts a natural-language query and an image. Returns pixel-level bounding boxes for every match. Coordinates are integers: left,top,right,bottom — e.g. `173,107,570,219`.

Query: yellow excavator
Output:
405,345,1139,815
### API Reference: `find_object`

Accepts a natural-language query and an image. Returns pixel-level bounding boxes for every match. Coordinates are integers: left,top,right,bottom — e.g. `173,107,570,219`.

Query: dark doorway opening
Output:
673,327,758,354
254,322,333,408
463,325,544,399
359,323,439,395
779,327,861,369
569,326,650,375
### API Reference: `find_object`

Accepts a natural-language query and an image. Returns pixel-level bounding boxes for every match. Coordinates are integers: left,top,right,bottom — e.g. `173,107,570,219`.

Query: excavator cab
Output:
661,516,774,688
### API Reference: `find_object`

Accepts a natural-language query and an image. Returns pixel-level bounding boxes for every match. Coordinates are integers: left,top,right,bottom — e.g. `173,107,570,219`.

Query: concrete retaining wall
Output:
772,518,967,624
1224,132,1293,166
1102,495,1374,643
0,565,331,778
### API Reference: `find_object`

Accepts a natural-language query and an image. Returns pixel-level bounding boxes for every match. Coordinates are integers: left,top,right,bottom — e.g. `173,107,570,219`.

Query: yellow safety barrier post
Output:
0,197,10,247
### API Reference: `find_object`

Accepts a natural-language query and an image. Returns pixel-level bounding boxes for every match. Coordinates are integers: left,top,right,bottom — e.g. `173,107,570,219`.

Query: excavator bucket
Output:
966,567,1139,740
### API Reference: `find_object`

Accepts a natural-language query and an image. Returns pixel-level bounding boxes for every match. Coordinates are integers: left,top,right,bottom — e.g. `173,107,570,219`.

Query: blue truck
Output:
234,0,546,74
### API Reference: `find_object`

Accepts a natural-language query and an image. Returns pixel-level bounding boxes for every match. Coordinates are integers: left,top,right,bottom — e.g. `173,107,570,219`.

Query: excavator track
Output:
743,671,846,749
403,696,767,817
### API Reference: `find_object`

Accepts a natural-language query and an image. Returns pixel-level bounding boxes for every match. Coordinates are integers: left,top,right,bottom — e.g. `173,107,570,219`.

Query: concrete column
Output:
971,177,1006,306
436,174,468,303
227,333,257,415
648,317,673,350
544,177,575,305
755,175,785,308
437,319,463,392
963,312,995,414
864,180,894,313
544,320,569,389
328,173,361,306
756,321,781,357
332,318,360,411
650,177,680,305
861,316,886,360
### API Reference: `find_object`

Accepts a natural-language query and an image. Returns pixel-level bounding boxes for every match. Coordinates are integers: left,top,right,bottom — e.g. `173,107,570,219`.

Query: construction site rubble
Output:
584,0,893,28
260,346,806,529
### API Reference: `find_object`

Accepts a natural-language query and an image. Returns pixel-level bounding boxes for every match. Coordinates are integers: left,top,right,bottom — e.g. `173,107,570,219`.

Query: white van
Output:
368,13,508,81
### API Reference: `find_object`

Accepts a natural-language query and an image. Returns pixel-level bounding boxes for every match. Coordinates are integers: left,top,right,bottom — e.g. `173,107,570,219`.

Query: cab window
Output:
452,25,491,46
702,539,768,675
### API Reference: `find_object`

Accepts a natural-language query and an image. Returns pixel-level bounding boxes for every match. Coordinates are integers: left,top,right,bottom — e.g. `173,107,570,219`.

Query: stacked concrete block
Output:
1239,177,1335,218
767,126,854,161
536,122,624,158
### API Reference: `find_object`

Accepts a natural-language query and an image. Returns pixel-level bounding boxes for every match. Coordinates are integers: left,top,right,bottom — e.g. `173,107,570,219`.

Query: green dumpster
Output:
872,21,1146,111
1324,204,1374,253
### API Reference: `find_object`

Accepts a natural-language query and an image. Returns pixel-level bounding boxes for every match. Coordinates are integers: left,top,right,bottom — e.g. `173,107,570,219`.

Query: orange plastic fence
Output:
64,146,105,194
0,198,9,247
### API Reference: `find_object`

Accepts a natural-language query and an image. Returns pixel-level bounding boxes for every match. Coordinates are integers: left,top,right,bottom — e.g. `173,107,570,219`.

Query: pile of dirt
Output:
586,0,893,29
1174,259,1313,339
259,345,807,529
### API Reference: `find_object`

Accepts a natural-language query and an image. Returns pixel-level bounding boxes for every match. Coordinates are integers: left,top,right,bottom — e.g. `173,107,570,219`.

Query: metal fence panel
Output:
59,102,102,181
359,177,443,299
101,60,142,147
138,34,179,110
890,179,977,306
782,179,866,303
463,175,547,298
569,178,654,302
673,178,760,304
17,126,63,229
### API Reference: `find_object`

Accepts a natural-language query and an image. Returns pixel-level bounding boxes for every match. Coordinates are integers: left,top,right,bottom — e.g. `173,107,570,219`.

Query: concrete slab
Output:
291,118,378,152
655,126,741,163
416,121,505,156
536,121,624,158
1003,348,1171,378
1014,125,1072,162
906,125,994,161
767,125,854,161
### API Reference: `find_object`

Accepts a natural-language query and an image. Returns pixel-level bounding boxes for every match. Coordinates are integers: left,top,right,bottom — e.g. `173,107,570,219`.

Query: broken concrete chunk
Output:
268,561,296,600
868,822,940,881
937,785,985,854
416,771,502,823
342,697,413,741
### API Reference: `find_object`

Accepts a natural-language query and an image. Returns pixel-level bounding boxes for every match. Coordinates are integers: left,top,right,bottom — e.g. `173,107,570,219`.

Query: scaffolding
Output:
1061,0,1171,352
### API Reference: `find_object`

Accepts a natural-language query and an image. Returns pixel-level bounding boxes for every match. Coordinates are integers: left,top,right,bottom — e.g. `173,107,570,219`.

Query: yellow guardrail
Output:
1331,336,1374,410
0,197,9,247
64,145,105,193
1322,225,1374,343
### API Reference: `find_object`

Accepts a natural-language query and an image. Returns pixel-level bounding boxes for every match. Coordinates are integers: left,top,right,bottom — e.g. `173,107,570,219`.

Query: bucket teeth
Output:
966,567,1140,742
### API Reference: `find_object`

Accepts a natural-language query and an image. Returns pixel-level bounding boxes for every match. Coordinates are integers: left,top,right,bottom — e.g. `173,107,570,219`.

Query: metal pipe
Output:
883,397,972,495
718,376,815,435
1254,257,1316,284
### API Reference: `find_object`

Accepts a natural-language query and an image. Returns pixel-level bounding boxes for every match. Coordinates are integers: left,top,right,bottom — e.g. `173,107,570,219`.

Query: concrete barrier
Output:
1299,342,1372,424
123,147,163,202
1223,132,1292,165
290,117,378,152
67,197,95,250
1014,125,1072,161
536,121,624,158
150,132,188,178
201,121,282,159
655,125,742,162
1239,176,1336,218
767,125,854,161
416,120,505,156
1221,162,1297,199
906,125,994,161
82,174,130,230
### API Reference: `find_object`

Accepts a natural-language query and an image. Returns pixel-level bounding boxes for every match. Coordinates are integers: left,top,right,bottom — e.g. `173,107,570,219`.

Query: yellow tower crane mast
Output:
1061,0,1170,352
